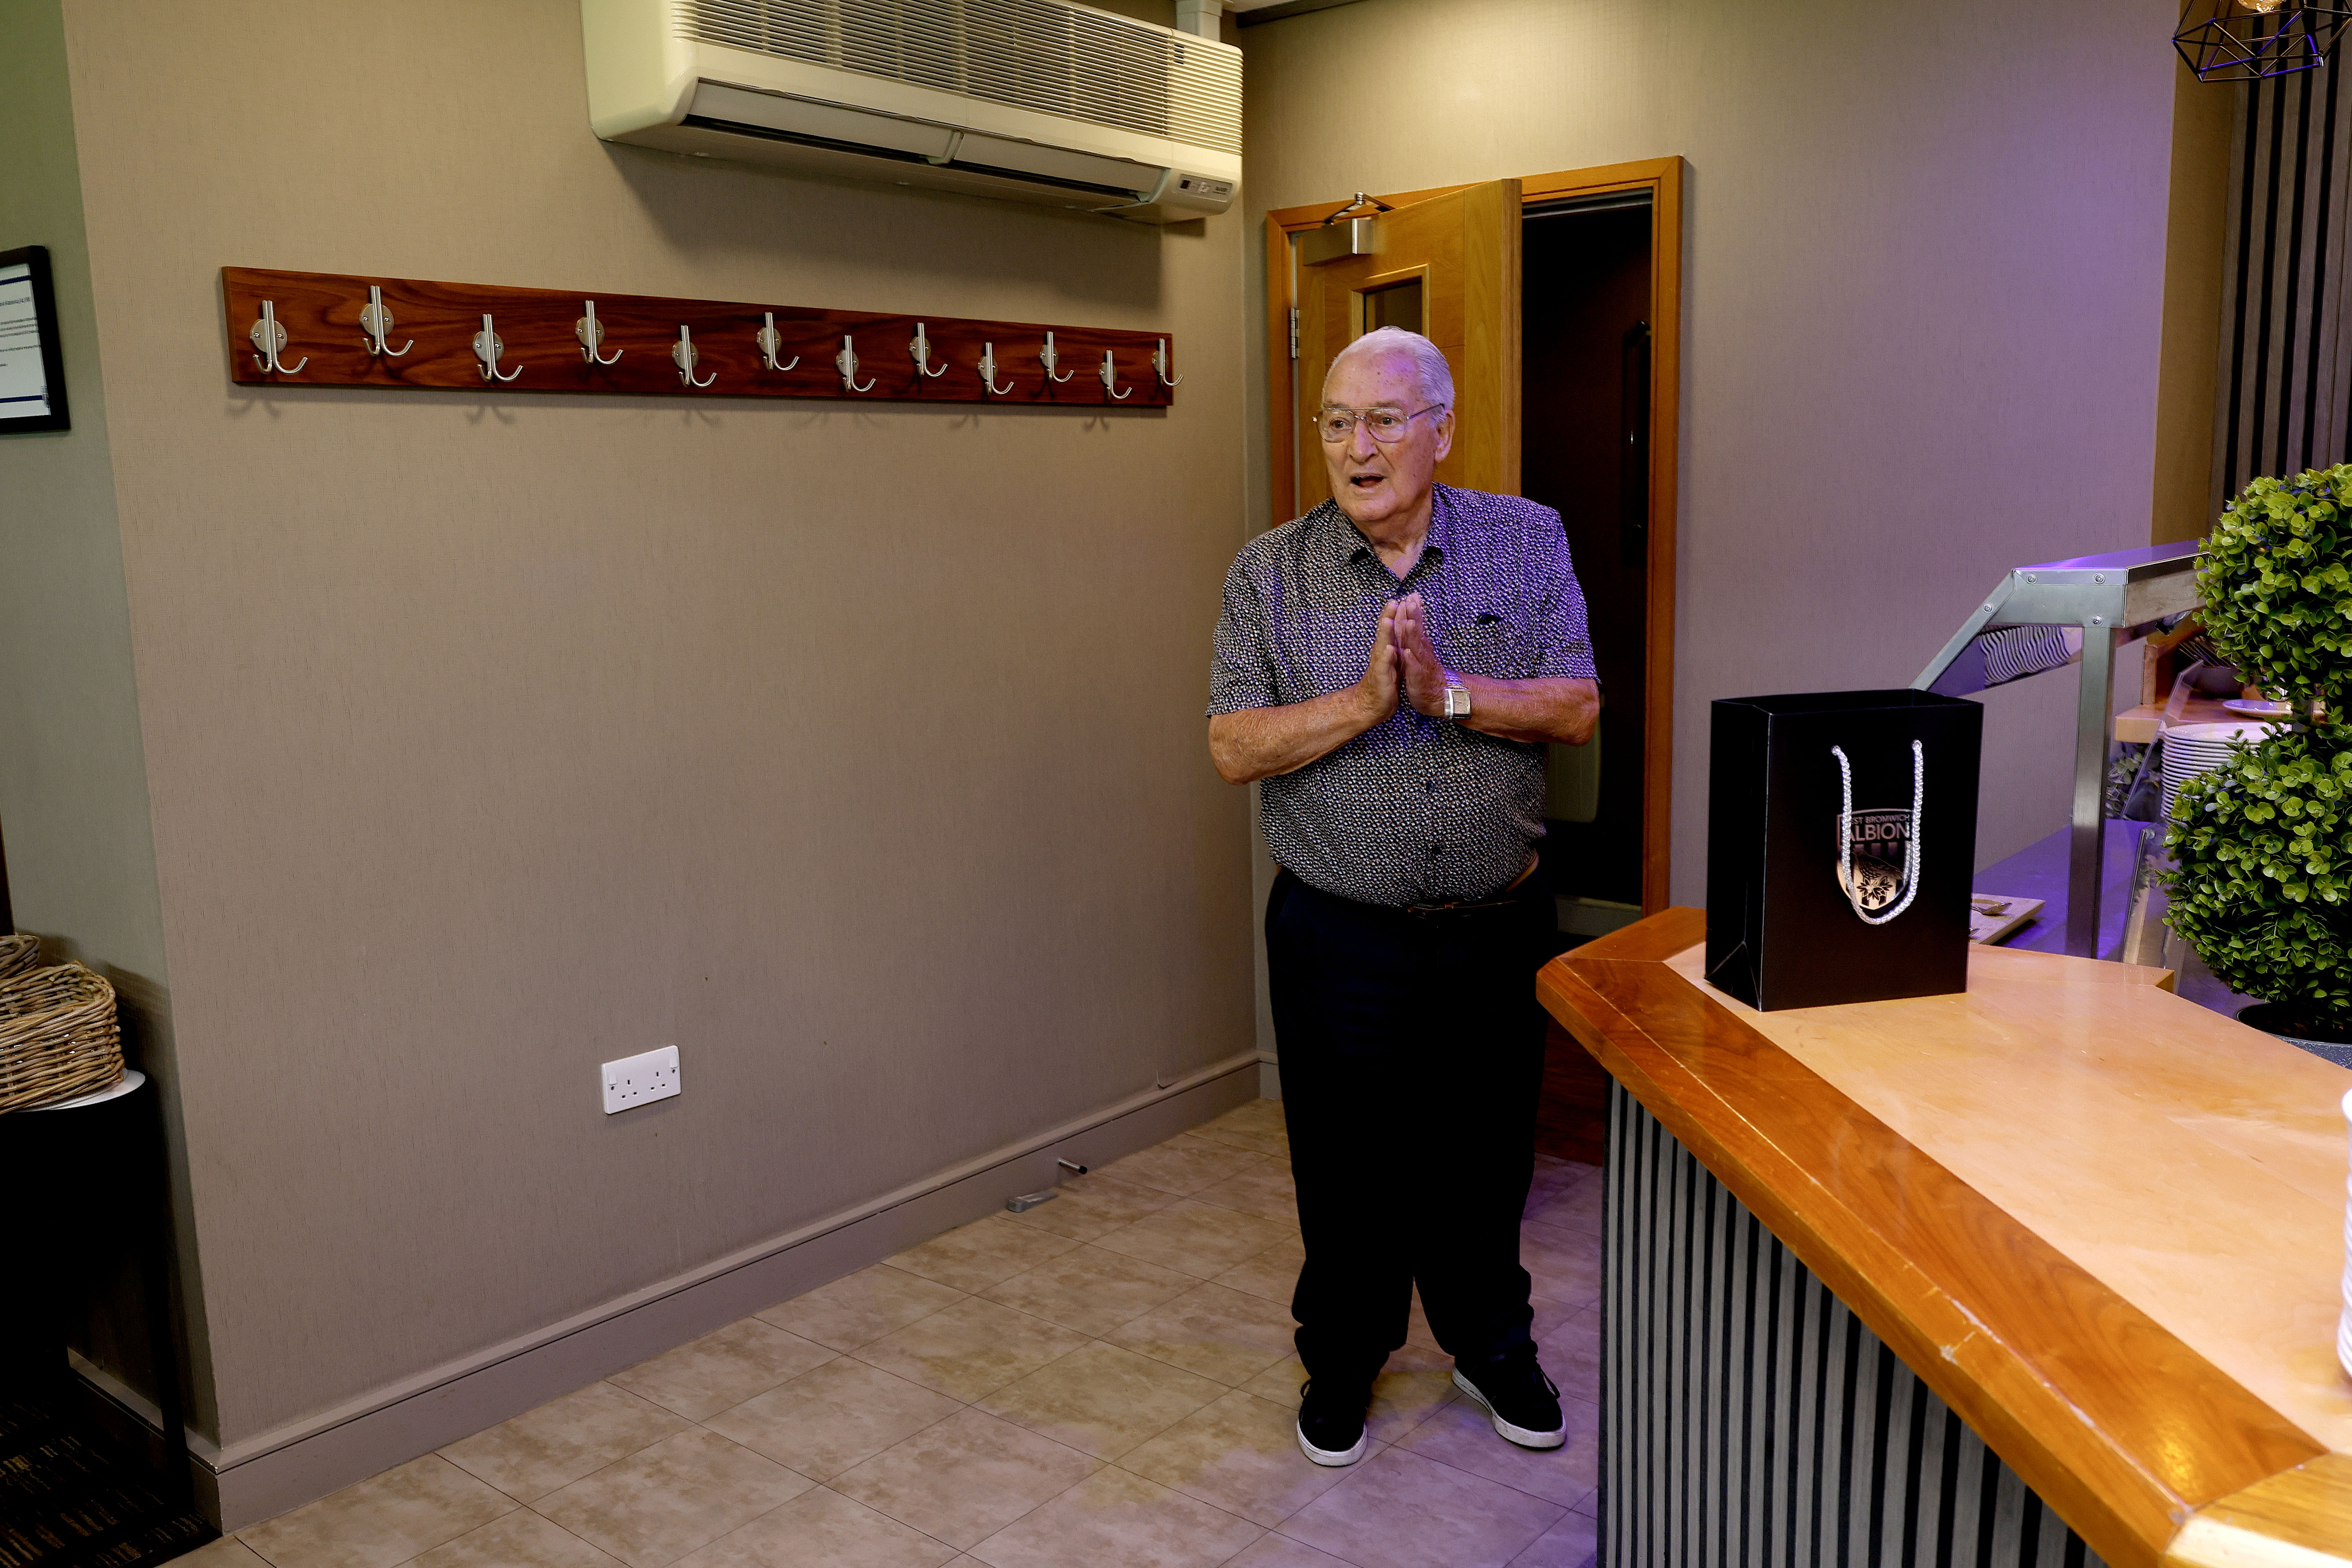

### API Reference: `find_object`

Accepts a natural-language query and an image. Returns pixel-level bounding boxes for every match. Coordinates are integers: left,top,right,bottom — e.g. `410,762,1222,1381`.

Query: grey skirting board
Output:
1601,1079,2108,1568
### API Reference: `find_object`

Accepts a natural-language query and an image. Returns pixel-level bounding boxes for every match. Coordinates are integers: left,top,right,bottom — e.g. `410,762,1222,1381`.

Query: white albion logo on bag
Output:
1834,810,1913,912
1830,741,1923,926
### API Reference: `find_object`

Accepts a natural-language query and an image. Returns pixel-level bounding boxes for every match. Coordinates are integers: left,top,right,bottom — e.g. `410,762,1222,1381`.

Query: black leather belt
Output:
1400,854,1540,916
1399,893,1526,918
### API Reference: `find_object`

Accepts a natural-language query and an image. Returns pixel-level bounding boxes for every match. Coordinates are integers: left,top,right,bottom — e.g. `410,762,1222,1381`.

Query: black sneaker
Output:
1295,1379,1370,1467
1453,1347,1565,1449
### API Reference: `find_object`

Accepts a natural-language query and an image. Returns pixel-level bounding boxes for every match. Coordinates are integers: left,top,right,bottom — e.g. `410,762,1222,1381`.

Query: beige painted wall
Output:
1241,0,2186,894
44,0,1254,1449
2153,61,2237,545
0,0,201,1415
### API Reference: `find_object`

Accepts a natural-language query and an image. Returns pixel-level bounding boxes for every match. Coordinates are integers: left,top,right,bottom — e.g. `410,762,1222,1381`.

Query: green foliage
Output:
2165,724,2352,1023
2198,466,2352,706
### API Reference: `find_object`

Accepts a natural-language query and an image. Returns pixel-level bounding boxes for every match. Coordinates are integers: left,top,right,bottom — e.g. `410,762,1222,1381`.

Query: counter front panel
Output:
1604,1078,2106,1566
1540,910,2351,1568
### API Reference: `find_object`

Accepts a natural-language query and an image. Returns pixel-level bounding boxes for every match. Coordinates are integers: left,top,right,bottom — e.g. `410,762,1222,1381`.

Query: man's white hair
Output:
1325,326,1455,409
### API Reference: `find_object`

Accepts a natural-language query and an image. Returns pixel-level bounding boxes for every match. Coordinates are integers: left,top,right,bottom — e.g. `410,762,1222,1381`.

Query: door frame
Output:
1263,156,1684,916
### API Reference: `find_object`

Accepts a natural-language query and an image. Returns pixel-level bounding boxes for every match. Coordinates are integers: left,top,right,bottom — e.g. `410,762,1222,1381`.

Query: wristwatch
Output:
1442,678,1472,719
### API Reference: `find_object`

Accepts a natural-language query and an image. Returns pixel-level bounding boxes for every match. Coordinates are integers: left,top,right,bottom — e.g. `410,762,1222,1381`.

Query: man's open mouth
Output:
1349,472,1384,490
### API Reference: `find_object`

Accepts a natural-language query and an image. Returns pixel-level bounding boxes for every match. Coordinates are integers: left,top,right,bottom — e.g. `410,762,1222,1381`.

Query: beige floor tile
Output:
1397,1392,1597,1505
1220,1535,1356,1568
672,1486,959,1568
1526,1154,1586,1195
1366,1360,1462,1445
1190,1162,1298,1227
1105,1280,1298,1387
852,1295,1090,1402
1116,1389,1369,1528
236,1454,515,1568
967,1466,1262,1568
1095,1136,1266,1197
1532,1304,1600,1406
608,1319,836,1422
830,1408,1100,1550
1521,1222,1602,1310
1185,1100,1292,1161
1508,1507,1599,1568
704,1357,962,1480
757,1265,968,1352
979,1244,1197,1337
407,1509,625,1567
1093,1200,1296,1280
534,1430,815,1568
977,1341,1226,1461
1277,1449,1562,1568
1405,1293,1442,1353
1210,1237,1304,1304
1525,1176,1603,1237
440,1382,695,1503
887,1216,1083,1294
999,1173,1177,1243
164,1540,270,1566
1238,1357,1306,1410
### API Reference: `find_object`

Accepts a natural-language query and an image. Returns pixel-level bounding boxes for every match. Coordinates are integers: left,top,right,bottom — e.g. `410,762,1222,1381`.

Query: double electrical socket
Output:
603,1044,680,1114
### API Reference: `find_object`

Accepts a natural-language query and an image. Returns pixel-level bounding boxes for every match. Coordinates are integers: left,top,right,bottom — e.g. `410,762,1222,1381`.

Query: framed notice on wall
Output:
0,246,69,433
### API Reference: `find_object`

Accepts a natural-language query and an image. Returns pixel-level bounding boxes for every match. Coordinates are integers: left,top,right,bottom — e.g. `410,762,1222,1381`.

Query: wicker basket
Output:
0,964,122,1114
0,934,37,983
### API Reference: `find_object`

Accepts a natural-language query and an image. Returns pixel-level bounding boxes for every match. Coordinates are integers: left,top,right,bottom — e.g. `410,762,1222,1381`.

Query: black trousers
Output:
1266,864,1553,1389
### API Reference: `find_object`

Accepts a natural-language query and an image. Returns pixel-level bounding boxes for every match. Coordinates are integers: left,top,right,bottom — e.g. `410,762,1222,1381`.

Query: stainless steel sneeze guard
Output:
1910,541,2202,957
1602,1080,2108,1568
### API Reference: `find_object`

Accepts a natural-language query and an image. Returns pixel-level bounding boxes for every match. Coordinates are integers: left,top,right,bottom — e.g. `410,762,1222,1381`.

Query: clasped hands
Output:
1354,591,1459,721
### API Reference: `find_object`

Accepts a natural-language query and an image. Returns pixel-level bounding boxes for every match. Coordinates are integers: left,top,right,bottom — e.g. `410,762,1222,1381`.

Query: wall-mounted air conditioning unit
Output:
582,0,1241,223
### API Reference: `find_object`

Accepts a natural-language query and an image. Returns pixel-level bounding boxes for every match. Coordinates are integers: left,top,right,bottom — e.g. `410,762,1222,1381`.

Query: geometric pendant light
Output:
2175,0,2352,80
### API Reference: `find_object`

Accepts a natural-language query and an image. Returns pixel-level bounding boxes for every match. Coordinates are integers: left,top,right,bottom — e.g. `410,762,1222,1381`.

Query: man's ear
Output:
1430,410,1456,464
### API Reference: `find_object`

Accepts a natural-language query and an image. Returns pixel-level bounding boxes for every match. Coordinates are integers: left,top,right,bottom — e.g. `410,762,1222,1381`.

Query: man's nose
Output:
1345,422,1381,462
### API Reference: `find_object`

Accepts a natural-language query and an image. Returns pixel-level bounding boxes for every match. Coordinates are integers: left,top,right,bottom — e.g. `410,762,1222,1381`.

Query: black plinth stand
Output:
0,1075,217,1566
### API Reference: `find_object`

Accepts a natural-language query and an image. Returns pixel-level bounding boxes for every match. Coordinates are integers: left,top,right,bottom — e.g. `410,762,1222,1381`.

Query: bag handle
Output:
1831,740,1923,926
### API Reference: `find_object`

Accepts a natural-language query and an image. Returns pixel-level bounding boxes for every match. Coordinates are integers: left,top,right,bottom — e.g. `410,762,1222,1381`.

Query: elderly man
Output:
1207,326,1600,1466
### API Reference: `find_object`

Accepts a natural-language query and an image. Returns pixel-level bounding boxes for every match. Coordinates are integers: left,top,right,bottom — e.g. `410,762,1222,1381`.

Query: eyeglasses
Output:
1315,404,1447,443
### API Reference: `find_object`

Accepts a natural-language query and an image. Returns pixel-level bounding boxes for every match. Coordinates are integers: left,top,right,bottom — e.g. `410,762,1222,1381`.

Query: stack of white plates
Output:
2162,720,2279,822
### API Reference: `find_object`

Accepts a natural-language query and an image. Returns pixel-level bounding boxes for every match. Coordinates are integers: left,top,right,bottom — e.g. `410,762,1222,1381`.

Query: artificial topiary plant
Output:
2196,465,2352,708
2167,465,2352,1038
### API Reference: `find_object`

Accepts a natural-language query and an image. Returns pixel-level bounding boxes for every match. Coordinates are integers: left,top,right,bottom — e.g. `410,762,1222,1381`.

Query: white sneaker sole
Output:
1295,1420,1369,1467
1452,1369,1566,1449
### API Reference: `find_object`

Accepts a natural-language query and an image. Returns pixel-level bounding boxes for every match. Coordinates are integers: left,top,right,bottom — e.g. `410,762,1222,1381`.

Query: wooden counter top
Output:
1539,910,2352,1568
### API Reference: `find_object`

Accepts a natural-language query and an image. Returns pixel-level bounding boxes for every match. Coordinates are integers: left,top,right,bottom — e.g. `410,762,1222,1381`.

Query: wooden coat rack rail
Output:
220,268,1178,407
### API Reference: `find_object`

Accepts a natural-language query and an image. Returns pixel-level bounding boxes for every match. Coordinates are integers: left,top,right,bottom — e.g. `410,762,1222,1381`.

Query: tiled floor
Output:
170,1100,1604,1568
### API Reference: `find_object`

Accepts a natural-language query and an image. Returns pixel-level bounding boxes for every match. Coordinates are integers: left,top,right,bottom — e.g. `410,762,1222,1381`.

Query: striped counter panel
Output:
1601,1080,2109,1568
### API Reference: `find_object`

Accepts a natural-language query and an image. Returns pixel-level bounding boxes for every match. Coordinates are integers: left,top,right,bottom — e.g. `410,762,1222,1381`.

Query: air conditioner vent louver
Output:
678,0,1242,156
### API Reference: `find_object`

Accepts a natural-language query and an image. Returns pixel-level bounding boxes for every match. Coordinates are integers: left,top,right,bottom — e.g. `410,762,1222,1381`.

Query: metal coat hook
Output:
1099,349,1131,400
576,300,622,365
979,341,1015,396
1153,338,1181,388
358,286,411,358
472,314,522,382
755,312,799,372
1041,330,1074,383
910,322,949,378
672,324,717,388
248,300,307,375
836,335,874,392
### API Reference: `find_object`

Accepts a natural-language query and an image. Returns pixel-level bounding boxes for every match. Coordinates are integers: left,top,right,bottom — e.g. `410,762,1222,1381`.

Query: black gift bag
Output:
1705,690,1982,1011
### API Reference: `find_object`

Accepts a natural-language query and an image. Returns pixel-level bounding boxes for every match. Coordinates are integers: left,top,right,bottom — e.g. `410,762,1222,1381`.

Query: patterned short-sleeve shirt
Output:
1208,484,1599,907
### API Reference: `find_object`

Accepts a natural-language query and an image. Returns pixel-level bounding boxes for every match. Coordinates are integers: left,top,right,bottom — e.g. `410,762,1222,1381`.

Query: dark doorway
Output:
1522,195,1653,943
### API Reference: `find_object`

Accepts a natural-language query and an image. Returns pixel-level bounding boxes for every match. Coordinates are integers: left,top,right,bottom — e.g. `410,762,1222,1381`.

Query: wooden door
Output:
1292,179,1523,519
